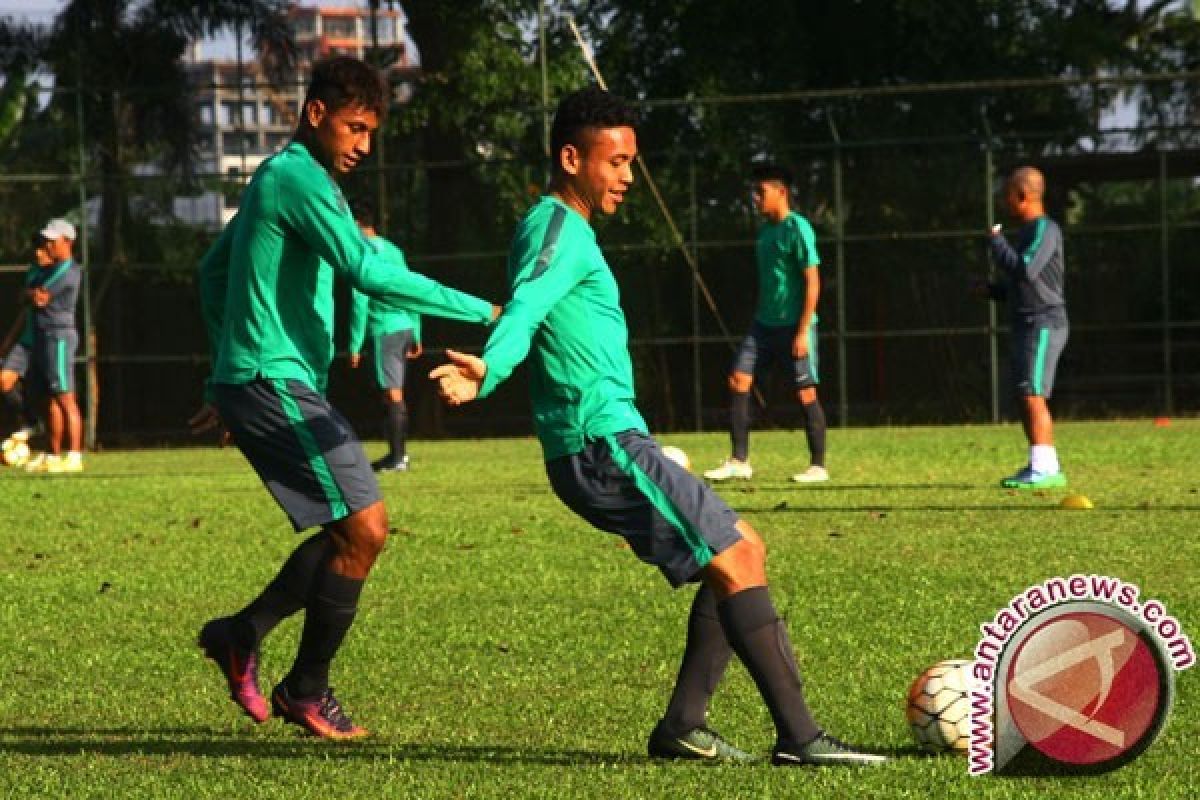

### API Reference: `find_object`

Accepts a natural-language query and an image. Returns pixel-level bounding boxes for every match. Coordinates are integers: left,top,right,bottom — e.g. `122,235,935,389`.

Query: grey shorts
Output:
2,341,30,377
370,329,413,391
214,378,381,532
732,320,819,389
1012,323,1068,398
34,330,77,394
545,430,743,587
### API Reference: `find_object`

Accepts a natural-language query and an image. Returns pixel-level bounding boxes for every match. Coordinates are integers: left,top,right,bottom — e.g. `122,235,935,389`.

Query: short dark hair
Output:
751,163,793,188
303,56,387,118
550,86,638,167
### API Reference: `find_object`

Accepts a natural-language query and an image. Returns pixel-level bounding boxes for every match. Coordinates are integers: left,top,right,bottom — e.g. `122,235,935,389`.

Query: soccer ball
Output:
1,439,31,467
660,445,691,472
906,658,973,753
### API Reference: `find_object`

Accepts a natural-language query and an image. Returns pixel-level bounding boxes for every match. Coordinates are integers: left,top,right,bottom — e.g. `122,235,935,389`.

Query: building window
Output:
323,17,357,38
198,105,214,126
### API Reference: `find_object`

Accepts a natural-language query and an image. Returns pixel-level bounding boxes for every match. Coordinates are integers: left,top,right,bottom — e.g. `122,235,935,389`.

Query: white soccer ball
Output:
660,445,691,472
2,440,31,467
906,658,973,753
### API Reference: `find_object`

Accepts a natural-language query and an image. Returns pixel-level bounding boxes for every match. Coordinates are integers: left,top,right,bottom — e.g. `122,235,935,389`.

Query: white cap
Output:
38,218,76,241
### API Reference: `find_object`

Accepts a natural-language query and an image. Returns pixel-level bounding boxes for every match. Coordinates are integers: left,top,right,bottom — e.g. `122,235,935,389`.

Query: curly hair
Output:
550,86,639,166
303,56,387,118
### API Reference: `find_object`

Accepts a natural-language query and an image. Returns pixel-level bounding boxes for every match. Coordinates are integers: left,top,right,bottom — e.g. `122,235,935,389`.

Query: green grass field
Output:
0,420,1196,799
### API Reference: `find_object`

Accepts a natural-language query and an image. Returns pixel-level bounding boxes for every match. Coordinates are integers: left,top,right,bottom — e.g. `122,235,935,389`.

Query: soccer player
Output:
986,166,1069,489
1,247,42,454
192,56,498,739
431,87,884,767
703,165,829,484
23,219,83,474
346,200,422,473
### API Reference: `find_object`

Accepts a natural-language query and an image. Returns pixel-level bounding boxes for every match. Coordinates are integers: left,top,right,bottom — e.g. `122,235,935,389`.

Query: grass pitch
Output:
0,420,1195,798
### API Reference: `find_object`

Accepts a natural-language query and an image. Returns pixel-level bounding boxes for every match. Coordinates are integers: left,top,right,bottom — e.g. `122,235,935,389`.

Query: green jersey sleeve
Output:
347,287,369,356
478,235,589,398
793,214,820,268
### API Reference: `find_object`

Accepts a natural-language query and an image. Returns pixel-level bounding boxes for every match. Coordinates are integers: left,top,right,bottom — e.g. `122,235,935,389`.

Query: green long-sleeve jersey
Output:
347,235,422,355
198,140,493,394
479,195,647,460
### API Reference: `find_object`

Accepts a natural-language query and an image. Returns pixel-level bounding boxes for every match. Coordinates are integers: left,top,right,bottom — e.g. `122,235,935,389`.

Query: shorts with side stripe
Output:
370,329,413,391
33,329,77,394
2,342,30,377
1012,322,1068,398
545,430,743,587
732,319,819,389
214,378,381,532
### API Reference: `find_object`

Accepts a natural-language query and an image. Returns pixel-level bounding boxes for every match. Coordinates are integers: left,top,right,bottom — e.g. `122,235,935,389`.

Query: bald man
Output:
987,166,1068,489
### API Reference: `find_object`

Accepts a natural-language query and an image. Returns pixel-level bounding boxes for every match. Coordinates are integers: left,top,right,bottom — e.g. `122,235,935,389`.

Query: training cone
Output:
1153,416,1170,427
1060,494,1094,510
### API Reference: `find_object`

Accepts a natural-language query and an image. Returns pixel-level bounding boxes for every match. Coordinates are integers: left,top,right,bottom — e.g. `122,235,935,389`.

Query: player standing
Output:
192,57,497,739
704,165,830,484
23,219,83,474
346,200,422,473
987,166,1069,489
431,87,883,766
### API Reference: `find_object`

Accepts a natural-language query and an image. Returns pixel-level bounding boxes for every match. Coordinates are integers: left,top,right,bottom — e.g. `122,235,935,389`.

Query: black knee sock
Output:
231,529,333,651
385,400,408,462
660,584,733,734
717,587,820,747
799,399,827,468
730,392,751,462
286,568,365,698
3,385,32,430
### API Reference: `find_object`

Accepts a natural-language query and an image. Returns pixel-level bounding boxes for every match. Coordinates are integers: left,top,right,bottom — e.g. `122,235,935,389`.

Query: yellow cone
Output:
1060,494,1094,510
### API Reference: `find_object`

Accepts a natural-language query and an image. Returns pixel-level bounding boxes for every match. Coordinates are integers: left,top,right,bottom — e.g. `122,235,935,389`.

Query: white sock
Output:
1030,445,1059,475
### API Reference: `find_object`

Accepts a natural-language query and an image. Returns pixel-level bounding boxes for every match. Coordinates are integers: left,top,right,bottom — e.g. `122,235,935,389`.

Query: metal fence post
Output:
75,76,96,450
982,126,1000,423
1159,146,1174,415
689,156,702,430
827,113,848,427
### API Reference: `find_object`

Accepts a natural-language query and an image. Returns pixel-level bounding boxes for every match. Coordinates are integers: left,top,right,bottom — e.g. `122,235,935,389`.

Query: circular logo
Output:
1004,608,1173,772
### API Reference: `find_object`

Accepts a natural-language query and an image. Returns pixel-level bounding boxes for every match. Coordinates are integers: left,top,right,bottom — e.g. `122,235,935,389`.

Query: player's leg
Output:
371,331,411,472
1,348,37,441
205,378,382,736
1002,326,1067,489
272,500,385,739
704,328,758,481
791,325,829,482
703,524,884,766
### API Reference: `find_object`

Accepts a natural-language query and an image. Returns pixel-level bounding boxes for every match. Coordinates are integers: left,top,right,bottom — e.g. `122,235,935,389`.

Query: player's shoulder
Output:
786,211,816,235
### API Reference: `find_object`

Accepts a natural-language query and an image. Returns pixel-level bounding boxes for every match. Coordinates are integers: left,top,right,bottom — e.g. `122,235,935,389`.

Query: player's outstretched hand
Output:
429,349,486,407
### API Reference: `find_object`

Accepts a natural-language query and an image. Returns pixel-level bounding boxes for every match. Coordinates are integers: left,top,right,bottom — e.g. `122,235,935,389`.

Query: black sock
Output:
231,529,333,651
286,568,365,698
730,392,751,462
799,398,827,468
660,584,733,734
3,385,31,430
385,400,408,463
717,587,820,746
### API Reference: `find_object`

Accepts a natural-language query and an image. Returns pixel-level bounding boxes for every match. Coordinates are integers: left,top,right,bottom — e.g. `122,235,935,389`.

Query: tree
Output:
0,0,296,268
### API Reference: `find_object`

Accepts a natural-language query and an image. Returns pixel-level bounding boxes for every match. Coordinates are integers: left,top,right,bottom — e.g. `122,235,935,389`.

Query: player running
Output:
192,56,498,739
431,87,884,767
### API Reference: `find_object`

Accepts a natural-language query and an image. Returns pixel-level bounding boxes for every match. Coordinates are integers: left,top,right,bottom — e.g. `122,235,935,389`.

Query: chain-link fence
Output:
2,75,1197,445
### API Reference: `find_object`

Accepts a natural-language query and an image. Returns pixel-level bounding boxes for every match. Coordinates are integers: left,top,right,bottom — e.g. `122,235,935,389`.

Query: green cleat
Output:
1001,467,1067,490
647,722,758,763
772,732,888,767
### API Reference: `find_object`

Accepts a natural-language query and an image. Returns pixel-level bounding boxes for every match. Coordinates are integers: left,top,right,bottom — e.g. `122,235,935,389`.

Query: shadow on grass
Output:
734,503,1200,513
0,726,636,765
0,727,949,767
720,483,980,492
